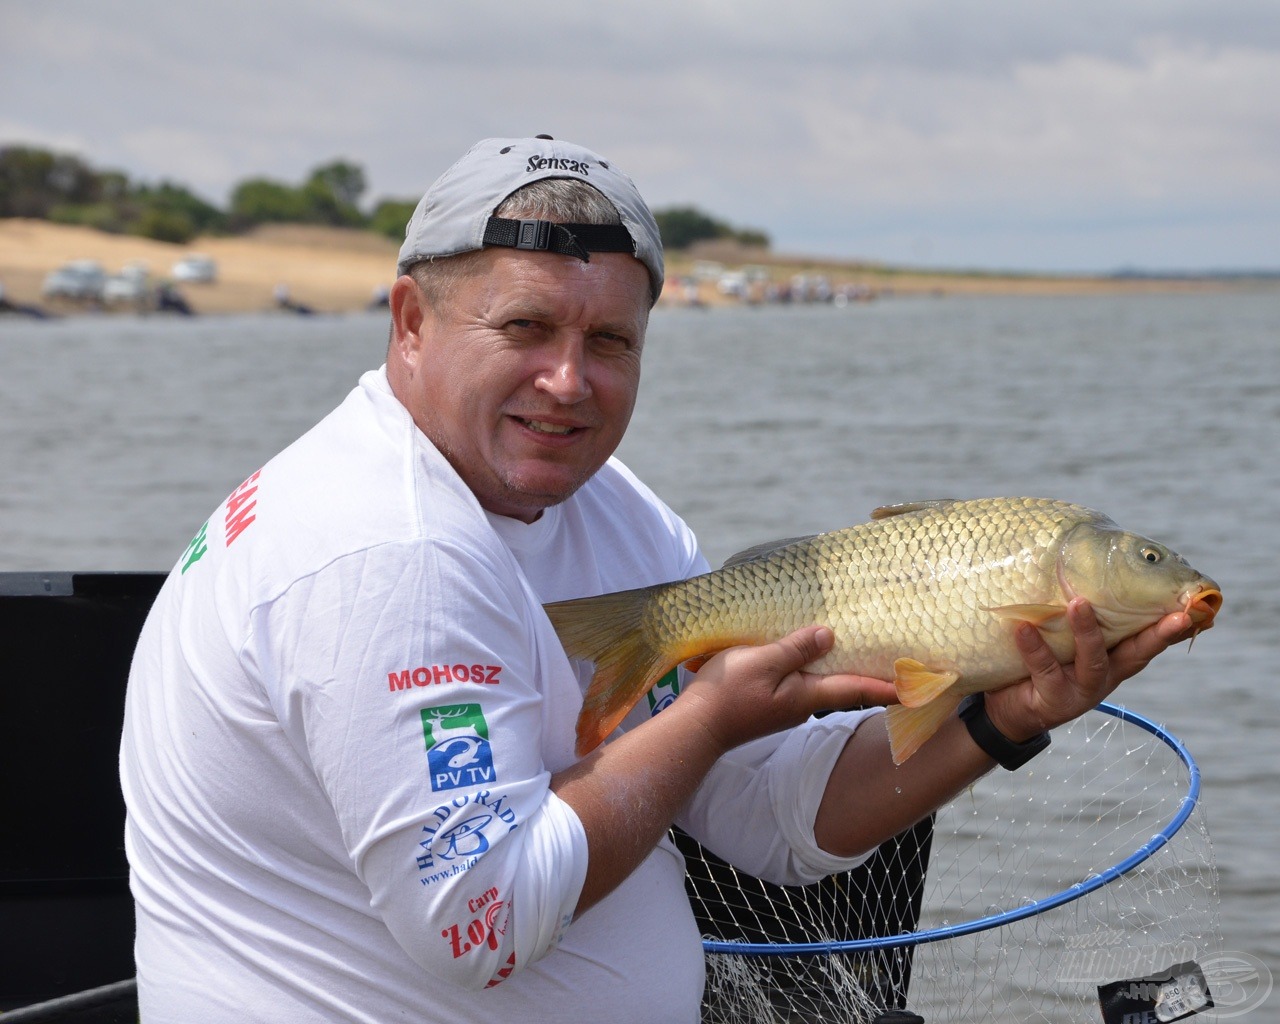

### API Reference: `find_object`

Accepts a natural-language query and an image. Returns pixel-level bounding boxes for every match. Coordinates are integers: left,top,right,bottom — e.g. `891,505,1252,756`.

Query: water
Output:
2,293,1277,1015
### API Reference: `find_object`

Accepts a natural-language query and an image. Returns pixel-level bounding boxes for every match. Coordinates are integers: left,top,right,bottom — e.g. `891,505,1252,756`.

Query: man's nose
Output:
536,337,592,403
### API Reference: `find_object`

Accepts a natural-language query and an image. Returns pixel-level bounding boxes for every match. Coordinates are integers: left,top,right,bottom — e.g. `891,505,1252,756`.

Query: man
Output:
120,136,1199,1022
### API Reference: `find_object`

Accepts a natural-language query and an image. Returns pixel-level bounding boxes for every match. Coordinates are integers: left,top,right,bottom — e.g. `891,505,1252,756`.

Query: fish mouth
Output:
1184,587,1223,626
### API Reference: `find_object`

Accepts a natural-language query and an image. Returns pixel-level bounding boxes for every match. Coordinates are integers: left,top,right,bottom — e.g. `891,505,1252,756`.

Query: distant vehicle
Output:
102,263,151,305
716,270,748,297
171,254,217,283
41,260,106,300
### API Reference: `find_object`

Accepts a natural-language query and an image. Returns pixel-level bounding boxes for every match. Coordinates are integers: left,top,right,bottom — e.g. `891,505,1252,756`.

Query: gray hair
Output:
407,179,624,305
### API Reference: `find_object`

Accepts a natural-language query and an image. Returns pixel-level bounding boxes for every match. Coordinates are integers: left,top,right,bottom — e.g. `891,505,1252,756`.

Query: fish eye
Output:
1140,546,1163,564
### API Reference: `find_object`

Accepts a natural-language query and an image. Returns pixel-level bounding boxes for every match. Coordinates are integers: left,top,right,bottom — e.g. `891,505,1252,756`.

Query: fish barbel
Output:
544,497,1222,762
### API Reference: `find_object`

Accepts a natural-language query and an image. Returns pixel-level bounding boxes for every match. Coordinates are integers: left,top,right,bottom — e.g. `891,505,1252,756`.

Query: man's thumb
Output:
774,625,835,672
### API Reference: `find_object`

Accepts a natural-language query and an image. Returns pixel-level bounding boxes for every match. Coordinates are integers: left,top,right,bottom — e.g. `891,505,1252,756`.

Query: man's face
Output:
389,246,652,522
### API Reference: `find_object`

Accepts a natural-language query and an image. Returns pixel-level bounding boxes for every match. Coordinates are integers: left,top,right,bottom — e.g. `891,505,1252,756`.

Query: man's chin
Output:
486,470,591,521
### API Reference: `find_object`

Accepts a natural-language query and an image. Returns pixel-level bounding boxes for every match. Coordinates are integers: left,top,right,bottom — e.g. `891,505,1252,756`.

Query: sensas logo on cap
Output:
525,156,591,176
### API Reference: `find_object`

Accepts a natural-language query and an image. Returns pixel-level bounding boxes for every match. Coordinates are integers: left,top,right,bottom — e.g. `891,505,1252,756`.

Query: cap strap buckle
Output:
515,219,553,252
484,217,611,264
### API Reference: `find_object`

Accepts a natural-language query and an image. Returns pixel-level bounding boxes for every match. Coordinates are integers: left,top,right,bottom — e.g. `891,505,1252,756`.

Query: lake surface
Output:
2,292,1276,1018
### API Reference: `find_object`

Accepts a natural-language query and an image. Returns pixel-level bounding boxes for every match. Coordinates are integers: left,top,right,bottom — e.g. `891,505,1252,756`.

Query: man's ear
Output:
389,274,428,366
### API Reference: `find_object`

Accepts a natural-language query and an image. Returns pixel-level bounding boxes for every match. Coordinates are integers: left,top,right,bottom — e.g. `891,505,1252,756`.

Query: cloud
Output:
3,0,1278,270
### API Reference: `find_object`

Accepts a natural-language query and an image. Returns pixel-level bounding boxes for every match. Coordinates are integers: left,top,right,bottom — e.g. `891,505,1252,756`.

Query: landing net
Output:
682,702,1222,1023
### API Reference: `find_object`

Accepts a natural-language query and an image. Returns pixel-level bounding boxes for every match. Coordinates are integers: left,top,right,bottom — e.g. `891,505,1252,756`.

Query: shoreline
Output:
2,219,1271,318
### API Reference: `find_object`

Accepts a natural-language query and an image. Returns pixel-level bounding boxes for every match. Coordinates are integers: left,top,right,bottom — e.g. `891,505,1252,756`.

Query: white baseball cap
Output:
396,135,664,303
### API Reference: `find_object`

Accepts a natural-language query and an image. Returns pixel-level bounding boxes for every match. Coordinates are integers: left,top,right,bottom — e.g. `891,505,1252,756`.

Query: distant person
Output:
120,135,1202,1023
273,282,314,315
155,283,193,316
368,283,391,309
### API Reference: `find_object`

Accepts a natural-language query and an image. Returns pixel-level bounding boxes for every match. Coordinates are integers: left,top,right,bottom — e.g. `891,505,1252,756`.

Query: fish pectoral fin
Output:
681,649,730,673
885,692,965,765
893,658,960,708
985,603,1069,628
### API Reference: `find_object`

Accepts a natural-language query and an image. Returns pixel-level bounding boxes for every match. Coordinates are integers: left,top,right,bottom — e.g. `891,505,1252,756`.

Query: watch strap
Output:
957,693,1050,770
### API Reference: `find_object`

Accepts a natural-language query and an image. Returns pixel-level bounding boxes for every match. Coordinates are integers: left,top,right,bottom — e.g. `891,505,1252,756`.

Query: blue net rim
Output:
703,701,1200,956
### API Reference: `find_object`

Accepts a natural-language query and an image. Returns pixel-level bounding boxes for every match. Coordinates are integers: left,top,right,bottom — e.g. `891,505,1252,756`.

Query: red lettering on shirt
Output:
387,664,503,692
224,470,261,546
467,886,499,914
442,900,508,959
486,952,517,988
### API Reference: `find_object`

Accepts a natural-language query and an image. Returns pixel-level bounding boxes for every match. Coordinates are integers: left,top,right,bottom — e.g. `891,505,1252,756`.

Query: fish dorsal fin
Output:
870,499,960,521
721,536,818,569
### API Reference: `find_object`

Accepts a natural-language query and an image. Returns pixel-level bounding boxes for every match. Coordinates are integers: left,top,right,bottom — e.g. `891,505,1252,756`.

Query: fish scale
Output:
544,497,1221,762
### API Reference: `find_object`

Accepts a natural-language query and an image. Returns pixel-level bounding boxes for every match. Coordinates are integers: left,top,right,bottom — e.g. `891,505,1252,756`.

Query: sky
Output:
3,1,1279,274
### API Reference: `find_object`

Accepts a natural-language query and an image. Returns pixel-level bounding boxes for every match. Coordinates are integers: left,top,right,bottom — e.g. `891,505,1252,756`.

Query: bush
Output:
653,205,770,251
48,201,130,233
1,146,100,218
369,199,417,240
130,207,197,244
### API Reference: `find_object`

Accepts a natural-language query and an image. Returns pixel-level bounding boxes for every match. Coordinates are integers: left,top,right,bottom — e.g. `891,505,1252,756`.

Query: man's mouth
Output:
516,417,578,436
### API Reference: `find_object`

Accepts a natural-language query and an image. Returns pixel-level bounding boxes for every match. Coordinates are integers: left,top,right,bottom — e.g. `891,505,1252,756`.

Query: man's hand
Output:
985,598,1207,743
676,626,900,755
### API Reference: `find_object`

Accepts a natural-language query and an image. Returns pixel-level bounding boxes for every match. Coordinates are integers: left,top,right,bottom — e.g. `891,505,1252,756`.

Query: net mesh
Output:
684,704,1222,1023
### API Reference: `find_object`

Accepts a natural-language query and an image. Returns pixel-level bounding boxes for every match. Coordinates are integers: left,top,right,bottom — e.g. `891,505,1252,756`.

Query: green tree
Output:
369,198,417,240
0,146,99,217
653,205,729,250
307,160,366,208
129,207,197,244
652,205,770,251
228,177,310,227
732,227,771,249
297,160,367,227
133,181,226,235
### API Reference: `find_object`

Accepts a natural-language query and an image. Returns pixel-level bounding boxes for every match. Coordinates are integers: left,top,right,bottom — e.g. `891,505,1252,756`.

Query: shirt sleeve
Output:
676,709,886,886
247,537,588,991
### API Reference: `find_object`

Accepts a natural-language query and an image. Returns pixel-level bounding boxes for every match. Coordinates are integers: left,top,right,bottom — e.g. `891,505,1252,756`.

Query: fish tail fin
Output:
885,691,964,765
544,590,676,757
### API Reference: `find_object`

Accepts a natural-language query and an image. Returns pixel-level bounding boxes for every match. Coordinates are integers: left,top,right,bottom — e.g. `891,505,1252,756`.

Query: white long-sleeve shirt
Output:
120,367,877,1023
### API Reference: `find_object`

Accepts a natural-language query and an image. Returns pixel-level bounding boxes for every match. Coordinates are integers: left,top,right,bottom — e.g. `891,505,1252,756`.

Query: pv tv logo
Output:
422,703,496,792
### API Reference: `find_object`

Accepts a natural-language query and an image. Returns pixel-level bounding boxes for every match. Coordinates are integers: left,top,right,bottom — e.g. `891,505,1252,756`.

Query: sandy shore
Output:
0,219,1260,317
0,220,400,316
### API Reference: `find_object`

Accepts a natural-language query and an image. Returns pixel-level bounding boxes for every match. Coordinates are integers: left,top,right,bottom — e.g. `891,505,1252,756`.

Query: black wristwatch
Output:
957,693,1051,770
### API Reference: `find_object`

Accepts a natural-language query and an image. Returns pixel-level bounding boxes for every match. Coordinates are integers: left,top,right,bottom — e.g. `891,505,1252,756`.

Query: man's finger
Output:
1068,599,1110,685
1014,621,1064,679
805,672,899,709
1107,611,1191,682
771,625,835,673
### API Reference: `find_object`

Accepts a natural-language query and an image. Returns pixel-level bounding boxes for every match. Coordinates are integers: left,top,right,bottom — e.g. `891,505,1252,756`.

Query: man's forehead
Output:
478,249,651,316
